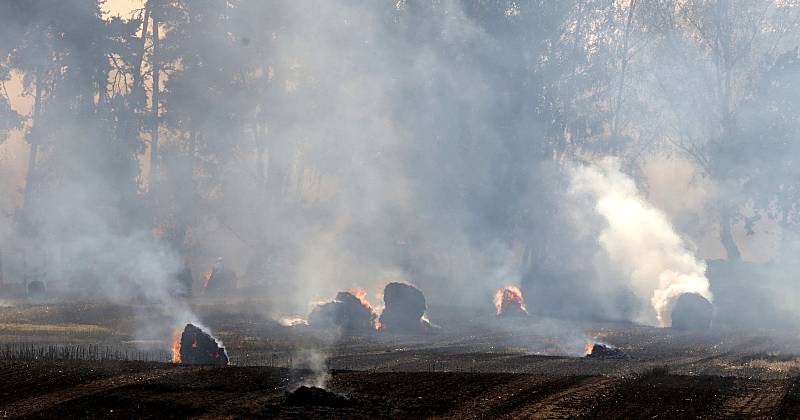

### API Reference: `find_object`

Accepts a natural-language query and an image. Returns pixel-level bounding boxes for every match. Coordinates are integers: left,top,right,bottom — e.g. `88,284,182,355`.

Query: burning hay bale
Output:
670,292,713,331
284,386,353,408
585,342,626,359
309,291,378,333
203,258,237,296
378,282,432,333
172,324,228,366
494,286,528,317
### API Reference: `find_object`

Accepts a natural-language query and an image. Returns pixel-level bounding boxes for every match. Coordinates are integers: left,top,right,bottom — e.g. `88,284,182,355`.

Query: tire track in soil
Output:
717,380,786,419
504,376,620,419
775,375,800,418
0,366,192,418
434,375,585,419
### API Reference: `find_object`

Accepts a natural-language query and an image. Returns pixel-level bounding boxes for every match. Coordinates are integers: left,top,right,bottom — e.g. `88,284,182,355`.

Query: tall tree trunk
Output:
719,206,741,261
22,67,44,216
132,4,150,109
611,0,637,138
149,3,160,191
255,122,267,192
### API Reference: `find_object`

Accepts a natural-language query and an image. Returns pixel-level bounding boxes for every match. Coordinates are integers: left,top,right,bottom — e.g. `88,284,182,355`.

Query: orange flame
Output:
494,286,528,315
171,329,182,364
584,341,595,355
202,271,212,289
348,287,383,330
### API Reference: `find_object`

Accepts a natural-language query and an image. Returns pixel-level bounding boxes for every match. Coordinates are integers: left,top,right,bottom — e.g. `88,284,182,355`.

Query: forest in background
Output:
1,0,800,324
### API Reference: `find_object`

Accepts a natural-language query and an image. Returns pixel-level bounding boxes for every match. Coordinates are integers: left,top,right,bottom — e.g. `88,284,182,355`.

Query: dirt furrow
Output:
0,366,185,418
508,376,620,419
717,380,785,418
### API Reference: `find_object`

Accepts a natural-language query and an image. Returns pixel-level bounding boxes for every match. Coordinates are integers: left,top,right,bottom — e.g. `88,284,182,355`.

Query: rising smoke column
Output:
569,158,712,326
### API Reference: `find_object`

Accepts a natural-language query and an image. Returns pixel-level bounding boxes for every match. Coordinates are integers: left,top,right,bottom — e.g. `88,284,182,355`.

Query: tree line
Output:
1,0,799,290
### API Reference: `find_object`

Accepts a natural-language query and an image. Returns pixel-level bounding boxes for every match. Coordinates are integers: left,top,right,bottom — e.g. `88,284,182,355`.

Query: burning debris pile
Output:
172,324,228,366
584,342,626,359
494,286,528,317
378,282,432,333
670,293,713,331
309,290,378,333
284,386,353,408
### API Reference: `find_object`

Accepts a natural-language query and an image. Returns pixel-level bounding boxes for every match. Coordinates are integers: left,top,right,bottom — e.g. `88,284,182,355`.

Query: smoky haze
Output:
1,0,800,348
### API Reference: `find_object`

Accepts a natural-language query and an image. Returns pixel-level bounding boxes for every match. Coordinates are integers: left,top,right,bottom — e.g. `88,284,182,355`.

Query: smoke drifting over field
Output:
1,0,800,343
569,158,712,326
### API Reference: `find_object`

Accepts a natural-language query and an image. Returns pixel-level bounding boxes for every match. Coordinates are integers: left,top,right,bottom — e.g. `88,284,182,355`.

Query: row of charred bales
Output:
308,283,714,334
493,286,714,331
172,285,714,366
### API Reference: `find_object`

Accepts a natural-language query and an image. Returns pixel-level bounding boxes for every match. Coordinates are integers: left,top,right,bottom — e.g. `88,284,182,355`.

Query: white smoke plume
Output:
569,157,712,326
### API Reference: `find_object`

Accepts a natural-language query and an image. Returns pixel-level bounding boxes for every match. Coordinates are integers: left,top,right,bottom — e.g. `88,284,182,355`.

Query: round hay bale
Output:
179,323,228,365
670,293,713,331
308,291,375,333
203,259,237,296
378,282,427,332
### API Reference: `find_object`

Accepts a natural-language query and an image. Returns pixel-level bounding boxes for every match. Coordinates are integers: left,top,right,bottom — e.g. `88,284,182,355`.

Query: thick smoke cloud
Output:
569,158,712,326
2,0,800,341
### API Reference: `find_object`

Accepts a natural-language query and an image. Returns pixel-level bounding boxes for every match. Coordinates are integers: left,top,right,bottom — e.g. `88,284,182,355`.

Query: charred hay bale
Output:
308,291,376,333
203,265,237,296
670,293,713,331
378,282,429,333
179,323,228,365
284,386,353,407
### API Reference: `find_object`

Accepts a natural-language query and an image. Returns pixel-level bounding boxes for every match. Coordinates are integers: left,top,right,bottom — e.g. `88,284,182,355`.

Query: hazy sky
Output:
0,0,779,265
102,0,143,18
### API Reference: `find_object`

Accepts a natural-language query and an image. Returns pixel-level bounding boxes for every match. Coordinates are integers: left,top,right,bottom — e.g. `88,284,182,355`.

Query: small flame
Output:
192,338,198,348
171,329,182,364
584,341,595,355
202,271,212,289
494,286,528,315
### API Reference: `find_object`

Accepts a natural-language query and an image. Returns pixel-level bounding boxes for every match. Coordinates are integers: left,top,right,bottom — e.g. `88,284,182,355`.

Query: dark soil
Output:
0,360,795,419
2,301,800,418
284,386,352,407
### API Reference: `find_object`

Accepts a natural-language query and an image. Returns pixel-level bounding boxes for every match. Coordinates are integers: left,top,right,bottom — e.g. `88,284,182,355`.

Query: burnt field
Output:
2,301,800,418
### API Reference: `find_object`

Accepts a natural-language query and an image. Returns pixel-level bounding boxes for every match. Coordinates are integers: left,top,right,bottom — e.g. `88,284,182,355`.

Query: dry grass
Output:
0,322,113,336
747,358,800,372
